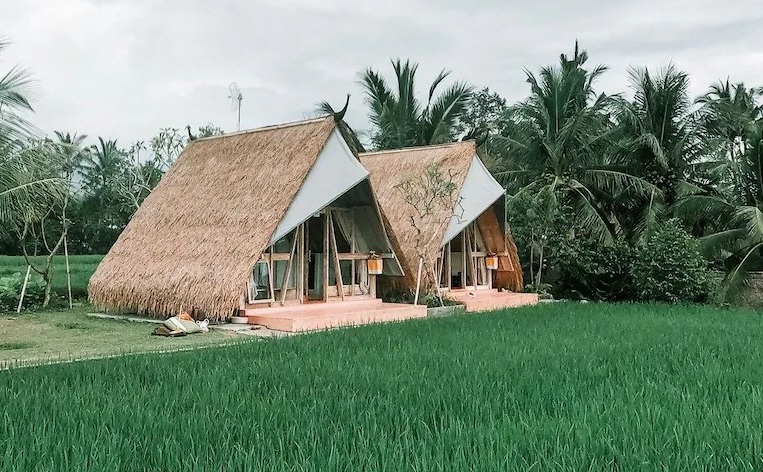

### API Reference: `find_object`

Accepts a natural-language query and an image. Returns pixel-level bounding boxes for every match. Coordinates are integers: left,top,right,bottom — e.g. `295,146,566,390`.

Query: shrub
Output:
553,239,636,301
632,220,710,303
0,272,47,312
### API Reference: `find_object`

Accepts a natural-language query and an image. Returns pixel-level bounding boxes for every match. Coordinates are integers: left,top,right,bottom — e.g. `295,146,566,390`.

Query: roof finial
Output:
186,125,197,141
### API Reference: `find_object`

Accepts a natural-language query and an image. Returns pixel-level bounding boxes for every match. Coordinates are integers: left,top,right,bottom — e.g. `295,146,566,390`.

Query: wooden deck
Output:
241,299,427,332
447,289,538,312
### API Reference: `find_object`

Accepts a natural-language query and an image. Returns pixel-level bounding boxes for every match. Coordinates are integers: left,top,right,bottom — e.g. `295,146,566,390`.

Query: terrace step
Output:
446,289,538,312
242,299,427,332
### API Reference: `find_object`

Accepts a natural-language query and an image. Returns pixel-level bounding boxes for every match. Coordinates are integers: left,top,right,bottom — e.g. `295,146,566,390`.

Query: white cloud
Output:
1,0,761,145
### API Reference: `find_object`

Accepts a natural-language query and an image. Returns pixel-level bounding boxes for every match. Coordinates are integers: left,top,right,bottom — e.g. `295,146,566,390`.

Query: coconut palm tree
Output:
0,36,63,228
609,64,713,241
494,43,657,244
675,83,763,300
358,59,473,150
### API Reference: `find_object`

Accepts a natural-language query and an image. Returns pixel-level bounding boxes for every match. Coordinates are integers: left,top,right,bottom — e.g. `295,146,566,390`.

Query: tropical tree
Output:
358,59,473,150
611,64,711,241
676,83,763,300
454,86,509,137
18,134,85,306
495,43,656,246
0,36,63,228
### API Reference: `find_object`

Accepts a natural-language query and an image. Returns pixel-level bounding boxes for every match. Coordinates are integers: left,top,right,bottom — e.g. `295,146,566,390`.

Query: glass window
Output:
251,261,271,300
274,259,296,289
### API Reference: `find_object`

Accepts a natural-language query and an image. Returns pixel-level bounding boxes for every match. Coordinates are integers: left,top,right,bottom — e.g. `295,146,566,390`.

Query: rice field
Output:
2,302,763,471
0,254,103,299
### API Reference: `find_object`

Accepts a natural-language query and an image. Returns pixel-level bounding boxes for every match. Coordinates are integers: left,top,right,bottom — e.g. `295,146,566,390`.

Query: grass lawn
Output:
3,302,763,470
0,254,103,299
0,306,246,368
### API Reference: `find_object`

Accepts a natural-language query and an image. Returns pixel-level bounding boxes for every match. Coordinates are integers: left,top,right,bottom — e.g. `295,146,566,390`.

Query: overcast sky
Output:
2,0,762,144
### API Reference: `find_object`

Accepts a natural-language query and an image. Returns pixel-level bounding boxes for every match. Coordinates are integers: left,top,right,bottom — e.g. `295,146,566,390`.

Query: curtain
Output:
331,209,370,294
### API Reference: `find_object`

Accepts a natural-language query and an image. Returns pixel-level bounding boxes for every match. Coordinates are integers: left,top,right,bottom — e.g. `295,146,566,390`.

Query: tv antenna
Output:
228,82,243,131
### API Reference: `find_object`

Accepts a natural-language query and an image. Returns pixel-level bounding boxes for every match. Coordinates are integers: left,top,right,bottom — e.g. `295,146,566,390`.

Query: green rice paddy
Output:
0,254,103,299
2,302,763,470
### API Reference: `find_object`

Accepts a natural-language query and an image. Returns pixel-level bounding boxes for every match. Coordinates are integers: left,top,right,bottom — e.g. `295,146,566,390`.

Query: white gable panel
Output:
441,156,504,246
271,129,368,243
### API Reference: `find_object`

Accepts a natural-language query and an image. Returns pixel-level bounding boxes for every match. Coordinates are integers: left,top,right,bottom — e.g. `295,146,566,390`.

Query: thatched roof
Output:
360,141,523,292
359,142,476,287
89,117,336,321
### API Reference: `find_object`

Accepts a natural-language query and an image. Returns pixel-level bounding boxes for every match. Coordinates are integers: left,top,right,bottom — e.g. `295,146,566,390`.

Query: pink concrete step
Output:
243,299,426,332
447,289,539,312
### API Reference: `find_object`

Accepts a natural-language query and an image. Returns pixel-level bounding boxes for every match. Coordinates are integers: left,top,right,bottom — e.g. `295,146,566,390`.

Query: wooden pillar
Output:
323,210,329,302
447,241,452,290
279,230,298,306
267,246,275,301
369,274,377,299
328,211,345,301
350,212,356,297
461,231,467,289
467,225,478,289
297,223,305,303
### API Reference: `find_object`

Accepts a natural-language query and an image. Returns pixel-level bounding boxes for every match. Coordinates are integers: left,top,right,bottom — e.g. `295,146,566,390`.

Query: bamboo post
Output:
461,231,467,289
267,246,275,302
64,235,72,309
298,223,307,303
447,241,452,290
328,211,345,301
350,213,356,297
16,265,32,313
413,257,424,305
437,245,446,292
467,226,479,288
280,231,299,306
323,210,329,302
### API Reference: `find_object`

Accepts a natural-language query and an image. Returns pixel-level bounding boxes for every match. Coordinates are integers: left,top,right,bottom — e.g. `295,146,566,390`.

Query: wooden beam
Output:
259,253,292,262
279,230,298,306
328,211,345,301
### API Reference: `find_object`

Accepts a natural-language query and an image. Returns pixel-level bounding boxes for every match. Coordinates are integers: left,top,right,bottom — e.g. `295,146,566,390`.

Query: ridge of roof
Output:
194,116,332,142
359,140,475,157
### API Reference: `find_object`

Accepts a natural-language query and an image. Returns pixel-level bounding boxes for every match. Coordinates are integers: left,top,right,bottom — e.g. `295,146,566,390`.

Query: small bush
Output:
0,272,47,312
632,220,710,303
553,239,636,301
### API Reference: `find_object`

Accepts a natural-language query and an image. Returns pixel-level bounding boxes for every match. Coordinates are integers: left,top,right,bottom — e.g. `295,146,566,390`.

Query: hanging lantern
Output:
485,253,499,270
367,253,383,275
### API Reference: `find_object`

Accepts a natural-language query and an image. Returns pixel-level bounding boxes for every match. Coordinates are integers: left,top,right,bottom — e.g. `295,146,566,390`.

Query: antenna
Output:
228,82,243,131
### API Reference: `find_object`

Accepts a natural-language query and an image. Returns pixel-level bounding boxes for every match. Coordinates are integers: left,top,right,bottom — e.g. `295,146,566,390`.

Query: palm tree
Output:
676,83,763,300
80,137,127,190
0,36,63,228
697,80,762,150
358,59,473,150
495,43,656,244
612,64,711,240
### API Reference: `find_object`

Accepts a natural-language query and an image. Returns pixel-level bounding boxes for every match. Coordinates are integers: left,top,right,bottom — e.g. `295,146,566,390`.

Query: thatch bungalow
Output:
359,141,537,311
89,117,426,329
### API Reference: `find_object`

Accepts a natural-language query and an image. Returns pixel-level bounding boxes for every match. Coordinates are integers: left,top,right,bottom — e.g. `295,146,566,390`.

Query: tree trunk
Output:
41,257,53,307
535,241,545,290
529,231,535,290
